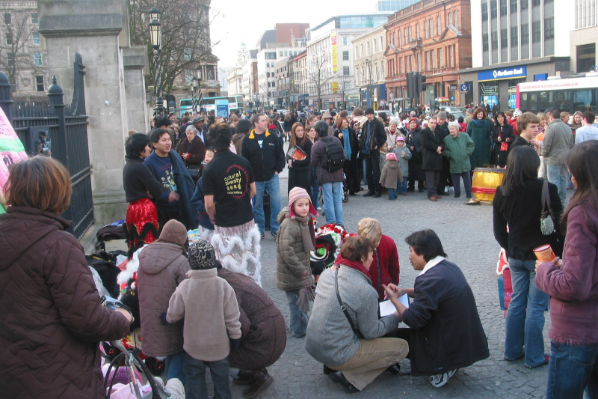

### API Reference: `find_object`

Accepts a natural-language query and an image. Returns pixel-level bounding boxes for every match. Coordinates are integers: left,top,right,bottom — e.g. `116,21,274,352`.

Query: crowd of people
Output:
0,100,597,399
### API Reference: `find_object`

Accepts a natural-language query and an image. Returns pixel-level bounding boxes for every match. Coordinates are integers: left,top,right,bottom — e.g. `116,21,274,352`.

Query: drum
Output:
472,167,505,204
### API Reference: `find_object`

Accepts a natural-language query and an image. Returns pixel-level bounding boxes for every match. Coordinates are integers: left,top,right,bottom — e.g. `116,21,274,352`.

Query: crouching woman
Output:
305,236,409,394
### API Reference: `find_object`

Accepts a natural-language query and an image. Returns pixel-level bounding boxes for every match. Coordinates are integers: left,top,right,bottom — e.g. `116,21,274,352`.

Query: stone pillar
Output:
123,46,149,133
38,0,142,224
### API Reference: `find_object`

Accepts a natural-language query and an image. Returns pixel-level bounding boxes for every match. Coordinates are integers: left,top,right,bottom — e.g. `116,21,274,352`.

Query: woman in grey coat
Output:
305,236,409,394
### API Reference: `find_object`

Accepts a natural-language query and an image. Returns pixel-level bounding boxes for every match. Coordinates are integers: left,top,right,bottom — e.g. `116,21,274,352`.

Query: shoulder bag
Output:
335,269,364,339
540,180,555,235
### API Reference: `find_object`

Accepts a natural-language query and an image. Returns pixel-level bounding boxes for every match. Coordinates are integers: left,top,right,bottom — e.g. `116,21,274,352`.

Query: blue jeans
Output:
286,290,309,338
185,352,231,399
322,181,344,225
451,172,472,196
165,350,187,385
546,342,598,399
254,174,281,234
546,163,568,206
311,167,320,206
504,258,549,368
388,188,397,199
397,178,408,194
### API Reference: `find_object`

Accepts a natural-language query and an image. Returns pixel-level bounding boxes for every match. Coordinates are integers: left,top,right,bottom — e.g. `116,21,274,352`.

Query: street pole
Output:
149,12,164,119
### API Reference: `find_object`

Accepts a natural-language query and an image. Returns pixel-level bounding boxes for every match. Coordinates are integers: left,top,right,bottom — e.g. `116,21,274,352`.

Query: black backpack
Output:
320,137,345,172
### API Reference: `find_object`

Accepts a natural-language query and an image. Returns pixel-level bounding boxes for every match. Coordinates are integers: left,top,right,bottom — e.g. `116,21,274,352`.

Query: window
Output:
532,0,541,6
454,11,458,27
511,26,518,46
343,36,348,45
409,26,413,41
429,18,434,36
36,76,44,92
367,41,370,55
5,33,12,45
416,23,420,39
448,13,453,26
521,23,529,44
4,13,10,25
510,0,518,12
482,2,488,21
343,66,350,76
34,52,42,66
184,70,193,85
380,36,383,49
426,51,430,70
424,20,428,38
373,39,377,52
491,0,498,18
7,52,13,67
184,48,191,60
32,32,40,45
544,17,554,40
501,28,508,48
483,33,489,51
521,0,528,10
398,30,402,46
31,13,38,24
532,21,541,42
438,48,443,68
500,0,508,16
265,52,276,59
279,51,283,57
360,44,363,57
491,31,498,50
342,50,349,61
404,28,407,43
437,16,441,34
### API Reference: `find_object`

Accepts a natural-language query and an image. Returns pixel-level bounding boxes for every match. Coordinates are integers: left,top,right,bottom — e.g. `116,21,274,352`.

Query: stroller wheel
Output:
342,191,349,203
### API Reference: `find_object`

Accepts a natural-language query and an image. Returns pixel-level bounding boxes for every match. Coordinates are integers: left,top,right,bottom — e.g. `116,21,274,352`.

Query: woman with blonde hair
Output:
0,156,132,398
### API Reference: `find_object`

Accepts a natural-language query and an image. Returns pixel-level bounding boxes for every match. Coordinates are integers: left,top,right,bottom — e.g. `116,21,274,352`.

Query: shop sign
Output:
478,66,527,82
449,84,458,91
460,83,471,92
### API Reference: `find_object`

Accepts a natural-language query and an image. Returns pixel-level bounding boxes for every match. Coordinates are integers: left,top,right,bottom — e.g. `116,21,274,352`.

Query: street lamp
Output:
149,10,164,119
365,58,373,108
192,68,202,114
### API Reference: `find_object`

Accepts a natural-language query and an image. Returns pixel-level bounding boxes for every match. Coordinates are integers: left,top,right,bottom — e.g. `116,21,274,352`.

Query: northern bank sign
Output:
478,66,527,82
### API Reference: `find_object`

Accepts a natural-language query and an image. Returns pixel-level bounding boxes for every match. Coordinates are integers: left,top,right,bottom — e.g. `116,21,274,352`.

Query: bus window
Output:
529,93,538,113
573,89,598,113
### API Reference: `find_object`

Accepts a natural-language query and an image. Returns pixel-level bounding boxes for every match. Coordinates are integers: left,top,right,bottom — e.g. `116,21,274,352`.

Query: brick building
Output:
384,0,471,107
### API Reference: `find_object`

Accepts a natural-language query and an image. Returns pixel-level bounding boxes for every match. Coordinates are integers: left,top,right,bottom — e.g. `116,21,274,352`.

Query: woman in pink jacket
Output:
536,140,598,399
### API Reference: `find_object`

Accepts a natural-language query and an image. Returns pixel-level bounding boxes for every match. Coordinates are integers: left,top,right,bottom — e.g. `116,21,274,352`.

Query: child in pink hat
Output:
275,187,317,337
380,152,403,200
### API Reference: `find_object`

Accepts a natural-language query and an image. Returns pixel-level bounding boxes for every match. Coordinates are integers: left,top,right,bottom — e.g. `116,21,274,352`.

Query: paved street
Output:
231,163,552,398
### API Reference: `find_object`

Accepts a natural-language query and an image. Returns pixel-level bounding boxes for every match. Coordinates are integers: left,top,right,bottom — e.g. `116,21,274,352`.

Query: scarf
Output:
286,213,315,252
473,118,485,127
341,127,352,159
338,256,370,279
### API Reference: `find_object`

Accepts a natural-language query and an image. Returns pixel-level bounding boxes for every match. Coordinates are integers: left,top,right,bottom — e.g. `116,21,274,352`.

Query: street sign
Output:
216,99,229,118
449,84,458,91
460,83,471,92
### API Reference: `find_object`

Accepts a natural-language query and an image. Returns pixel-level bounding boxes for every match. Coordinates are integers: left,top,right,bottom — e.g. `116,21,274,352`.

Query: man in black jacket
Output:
420,117,444,201
435,112,451,197
359,108,387,197
241,114,285,238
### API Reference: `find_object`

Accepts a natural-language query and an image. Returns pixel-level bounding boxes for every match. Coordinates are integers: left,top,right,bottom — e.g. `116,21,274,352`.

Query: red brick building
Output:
384,0,471,107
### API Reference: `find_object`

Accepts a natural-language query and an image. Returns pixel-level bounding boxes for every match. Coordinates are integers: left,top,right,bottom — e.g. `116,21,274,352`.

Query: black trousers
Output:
437,159,452,194
363,150,382,194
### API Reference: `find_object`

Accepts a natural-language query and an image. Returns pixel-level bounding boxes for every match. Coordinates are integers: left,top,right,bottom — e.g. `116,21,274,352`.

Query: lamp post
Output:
149,9,164,119
365,58,373,108
192,68,202,114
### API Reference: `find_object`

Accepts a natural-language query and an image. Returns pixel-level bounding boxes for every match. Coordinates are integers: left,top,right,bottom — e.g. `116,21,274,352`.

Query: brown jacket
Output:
276,208,314,291
166,268,242,361
0,207,130,398
178,135,206,167
137,242,190,357
218,268,287,370
380,159,403,189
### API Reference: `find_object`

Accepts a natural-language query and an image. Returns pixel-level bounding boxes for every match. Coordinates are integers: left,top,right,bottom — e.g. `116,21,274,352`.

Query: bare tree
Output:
0,6,38,90
129,0,219,97
333,73,354,110
306,48,334,110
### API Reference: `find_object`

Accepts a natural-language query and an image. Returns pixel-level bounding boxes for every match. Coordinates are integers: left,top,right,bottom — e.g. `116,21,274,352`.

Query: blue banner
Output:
478,66,527,82
216,99,229,118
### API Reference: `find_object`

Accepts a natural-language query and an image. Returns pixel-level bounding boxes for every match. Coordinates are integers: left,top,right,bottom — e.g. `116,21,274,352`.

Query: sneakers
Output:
429,368,458,388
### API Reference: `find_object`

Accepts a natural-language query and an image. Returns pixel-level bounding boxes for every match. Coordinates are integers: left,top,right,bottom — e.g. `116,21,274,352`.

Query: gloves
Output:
229,338,241,352
159,312,168,325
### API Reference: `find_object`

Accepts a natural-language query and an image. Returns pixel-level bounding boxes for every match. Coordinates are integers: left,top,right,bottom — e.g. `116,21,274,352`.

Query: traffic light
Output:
417,73,427,93
406,72,414,99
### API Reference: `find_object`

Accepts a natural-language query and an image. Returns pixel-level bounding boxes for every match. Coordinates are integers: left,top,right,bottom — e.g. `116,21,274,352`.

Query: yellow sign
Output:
331,82,338,93
331,33,338,73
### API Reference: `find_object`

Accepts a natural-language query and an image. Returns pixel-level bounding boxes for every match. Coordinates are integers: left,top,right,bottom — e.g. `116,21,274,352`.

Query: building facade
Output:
458,0,574,110
353,24,387,110
256,45,304,109
306,13,392,110
384,0,472,108
293,50,308,109
570,0,598,73
0,1,49,100
376,0,421,11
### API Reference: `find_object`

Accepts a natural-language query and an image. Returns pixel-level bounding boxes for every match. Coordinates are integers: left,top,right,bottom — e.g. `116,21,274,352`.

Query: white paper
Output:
379,294,410,317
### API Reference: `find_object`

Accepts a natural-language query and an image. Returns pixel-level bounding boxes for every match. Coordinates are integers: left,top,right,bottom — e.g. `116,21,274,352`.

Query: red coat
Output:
368,234,400,300
509,118,519,136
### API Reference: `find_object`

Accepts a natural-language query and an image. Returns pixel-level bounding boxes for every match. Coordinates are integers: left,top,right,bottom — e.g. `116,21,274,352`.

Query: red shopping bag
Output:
497,249,513,317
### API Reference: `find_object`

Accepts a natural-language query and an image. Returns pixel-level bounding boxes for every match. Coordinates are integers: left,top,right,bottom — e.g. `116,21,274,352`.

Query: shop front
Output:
458,57,570,111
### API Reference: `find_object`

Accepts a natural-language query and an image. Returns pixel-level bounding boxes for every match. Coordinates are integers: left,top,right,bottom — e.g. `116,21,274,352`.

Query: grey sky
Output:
210,0,380,68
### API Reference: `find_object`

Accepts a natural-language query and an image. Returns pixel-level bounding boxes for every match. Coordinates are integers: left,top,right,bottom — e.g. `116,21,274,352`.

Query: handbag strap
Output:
541,180,554,219
375,248,382,298
335,269,364,339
